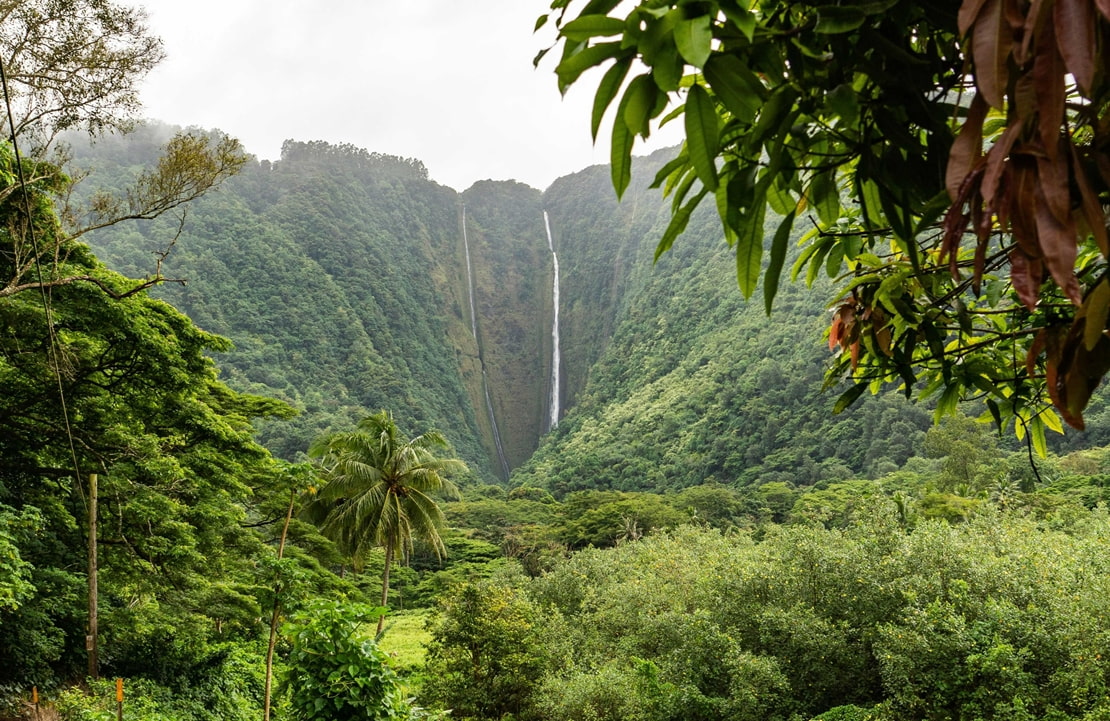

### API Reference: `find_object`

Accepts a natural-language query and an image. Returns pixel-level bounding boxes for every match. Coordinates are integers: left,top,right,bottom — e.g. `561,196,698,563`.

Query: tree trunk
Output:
87,473,98,680
264,488,296,721
377,543,393,635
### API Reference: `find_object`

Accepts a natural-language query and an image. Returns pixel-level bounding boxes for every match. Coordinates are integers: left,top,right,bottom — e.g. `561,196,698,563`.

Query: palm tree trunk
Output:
377,543,393,635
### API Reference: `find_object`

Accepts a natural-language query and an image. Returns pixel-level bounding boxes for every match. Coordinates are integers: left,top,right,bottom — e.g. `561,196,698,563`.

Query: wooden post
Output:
87,473,98,680
32,686,39,720
116,677,123,721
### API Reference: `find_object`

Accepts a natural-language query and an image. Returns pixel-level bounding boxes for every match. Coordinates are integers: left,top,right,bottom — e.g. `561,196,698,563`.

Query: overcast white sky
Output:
135,0,682,192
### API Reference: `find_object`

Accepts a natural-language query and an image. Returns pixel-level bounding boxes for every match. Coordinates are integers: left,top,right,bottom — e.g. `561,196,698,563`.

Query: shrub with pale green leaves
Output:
283,600,411,721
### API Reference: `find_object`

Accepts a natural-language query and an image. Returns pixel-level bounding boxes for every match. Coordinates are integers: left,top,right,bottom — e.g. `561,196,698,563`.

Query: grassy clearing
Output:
378,608,434,692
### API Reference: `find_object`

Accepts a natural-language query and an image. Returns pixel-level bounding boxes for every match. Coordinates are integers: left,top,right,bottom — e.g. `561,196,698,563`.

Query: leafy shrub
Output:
283,600,411,721
421,581,544,720
52,644,266,721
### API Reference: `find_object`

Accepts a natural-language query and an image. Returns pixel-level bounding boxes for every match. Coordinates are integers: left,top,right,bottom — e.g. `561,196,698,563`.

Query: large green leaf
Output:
592,57,633,141
622,74,658,136
721,6,757,41
684,84,720,190
655,186,709,260
833,382,868,414
764,210,797,314
814,6,867,33
735,201,766,298
809,169,841,225
674,14,713,68
611,86,636,197
703,54,765,124
556,42,626,93
560,14,627,41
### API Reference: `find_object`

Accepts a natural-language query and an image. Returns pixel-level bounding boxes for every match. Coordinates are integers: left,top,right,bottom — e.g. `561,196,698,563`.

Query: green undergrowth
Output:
378,609,434,691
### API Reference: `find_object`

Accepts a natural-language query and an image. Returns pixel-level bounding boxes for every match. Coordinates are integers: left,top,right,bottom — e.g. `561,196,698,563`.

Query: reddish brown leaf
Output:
1009,156,1043,257
982,124,1022,204
1010,248,1041,310
959,0,994,36
1014,74,1038,123
973,235,989,294
947,94,989,201
972,0,1013,108
1042,325,1083,427
830,305,856,352
1036,152,1071,225
995,172,1012,230
1063,367,1091,429
1070,143,1110,257
1033,181,1082,304
942,207,971,277
1030,256,1045,290
1057,319,1110,429
1026,327,1046,377
1003,0,1026,36
1032,20,1066,157
1017,0,1051,64
829,314,844,351
1044,331,1061,402
1055,0,1097,93
975,193,995,241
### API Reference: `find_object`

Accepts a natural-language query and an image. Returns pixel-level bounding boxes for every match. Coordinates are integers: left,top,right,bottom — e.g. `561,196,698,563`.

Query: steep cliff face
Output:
72,131,567,482
455,181,550,476
518,149,937,494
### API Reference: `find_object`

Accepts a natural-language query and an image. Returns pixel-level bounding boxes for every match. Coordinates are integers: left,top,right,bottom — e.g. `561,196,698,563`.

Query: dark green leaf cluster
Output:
540,0,1106,440
0,142,361,705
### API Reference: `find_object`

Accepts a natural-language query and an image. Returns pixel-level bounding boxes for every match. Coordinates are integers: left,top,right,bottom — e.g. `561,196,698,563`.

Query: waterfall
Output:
462,207,478,339
483,372,510,478
461,206,510,478
544,210,561,430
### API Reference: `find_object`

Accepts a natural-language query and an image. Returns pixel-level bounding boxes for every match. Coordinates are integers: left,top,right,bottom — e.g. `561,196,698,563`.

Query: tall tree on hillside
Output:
0,0,162,145
0,0,245,300
307,411,464,632
0,142,295,685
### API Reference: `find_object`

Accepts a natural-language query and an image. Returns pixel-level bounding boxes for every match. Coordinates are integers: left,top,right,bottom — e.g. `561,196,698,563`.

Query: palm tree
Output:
307,411,465,632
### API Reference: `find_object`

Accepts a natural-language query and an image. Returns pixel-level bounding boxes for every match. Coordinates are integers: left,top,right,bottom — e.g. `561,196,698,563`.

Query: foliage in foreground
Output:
539,0,1110,439
425,507,1110,721
283,601,413,721
421,580,545,720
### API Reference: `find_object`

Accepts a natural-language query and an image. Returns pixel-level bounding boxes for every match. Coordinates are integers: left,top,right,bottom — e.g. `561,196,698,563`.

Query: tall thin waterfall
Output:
462,207,478,339
461,206,510,478
482,376,509,477
544,211,561,430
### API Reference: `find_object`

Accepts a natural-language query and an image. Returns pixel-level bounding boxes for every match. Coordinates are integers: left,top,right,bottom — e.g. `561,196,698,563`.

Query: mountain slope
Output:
73,127,934,489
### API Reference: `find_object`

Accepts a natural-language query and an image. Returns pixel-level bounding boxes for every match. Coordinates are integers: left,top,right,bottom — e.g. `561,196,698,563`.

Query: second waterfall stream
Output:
462,206,509,478
544,211,561,431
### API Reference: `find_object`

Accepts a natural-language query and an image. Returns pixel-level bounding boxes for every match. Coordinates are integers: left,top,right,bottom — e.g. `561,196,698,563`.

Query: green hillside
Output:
70,126,943,490
516,149,931,494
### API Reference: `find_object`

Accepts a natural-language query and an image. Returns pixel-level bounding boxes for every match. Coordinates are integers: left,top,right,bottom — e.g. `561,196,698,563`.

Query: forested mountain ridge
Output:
71,130,520,479
71,125,972,491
